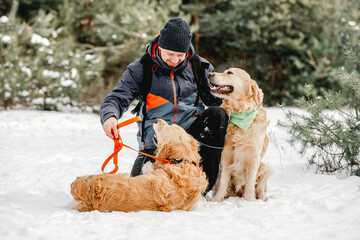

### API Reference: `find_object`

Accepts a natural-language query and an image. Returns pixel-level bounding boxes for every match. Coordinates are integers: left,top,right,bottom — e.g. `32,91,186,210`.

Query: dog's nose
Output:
208,72,215,77
154,118,159,124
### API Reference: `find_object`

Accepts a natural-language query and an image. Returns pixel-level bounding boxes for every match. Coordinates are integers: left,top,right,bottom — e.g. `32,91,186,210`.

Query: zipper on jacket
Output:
170,70,178,124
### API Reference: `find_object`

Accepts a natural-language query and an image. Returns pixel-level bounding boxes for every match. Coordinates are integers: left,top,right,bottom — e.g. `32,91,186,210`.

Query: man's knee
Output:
206,106,229,127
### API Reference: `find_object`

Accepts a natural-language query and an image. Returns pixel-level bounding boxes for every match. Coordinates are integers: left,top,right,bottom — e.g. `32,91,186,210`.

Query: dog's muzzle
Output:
209,82,234,94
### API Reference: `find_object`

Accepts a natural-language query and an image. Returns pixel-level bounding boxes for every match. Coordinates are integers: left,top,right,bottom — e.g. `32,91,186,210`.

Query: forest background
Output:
1,2,360,238
1,0,359,110
1,0,360,175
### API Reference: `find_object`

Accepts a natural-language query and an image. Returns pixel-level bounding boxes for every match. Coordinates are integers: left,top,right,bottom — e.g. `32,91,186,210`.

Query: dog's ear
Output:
155,143,168,159
187,137,201,165
190,137,200,154
167,144,182,159
249,80,261,105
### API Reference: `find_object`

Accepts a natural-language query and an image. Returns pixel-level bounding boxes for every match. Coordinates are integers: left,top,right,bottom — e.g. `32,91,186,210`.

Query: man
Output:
100,18,228,194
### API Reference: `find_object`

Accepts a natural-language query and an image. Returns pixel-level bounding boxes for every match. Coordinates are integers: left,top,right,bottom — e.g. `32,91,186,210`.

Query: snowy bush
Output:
0,0,188,110
0,8,104,110
279,51,360,176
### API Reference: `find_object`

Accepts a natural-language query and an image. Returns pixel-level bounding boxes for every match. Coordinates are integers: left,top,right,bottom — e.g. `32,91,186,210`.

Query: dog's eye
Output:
227,71,233,74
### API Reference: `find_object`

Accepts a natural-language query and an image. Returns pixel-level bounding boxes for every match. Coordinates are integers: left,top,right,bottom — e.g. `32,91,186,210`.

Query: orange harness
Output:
101,116,175,174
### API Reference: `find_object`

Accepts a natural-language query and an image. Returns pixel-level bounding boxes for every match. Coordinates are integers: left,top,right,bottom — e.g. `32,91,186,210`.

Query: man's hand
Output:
103,117,119,139
257,88,264,105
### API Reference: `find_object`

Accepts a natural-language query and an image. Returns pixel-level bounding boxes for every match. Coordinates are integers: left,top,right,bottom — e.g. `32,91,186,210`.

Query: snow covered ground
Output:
0,108,359,240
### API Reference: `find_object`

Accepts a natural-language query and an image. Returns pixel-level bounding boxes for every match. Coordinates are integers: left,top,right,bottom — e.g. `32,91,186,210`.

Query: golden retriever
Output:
208,68,272,201
70,119,208,212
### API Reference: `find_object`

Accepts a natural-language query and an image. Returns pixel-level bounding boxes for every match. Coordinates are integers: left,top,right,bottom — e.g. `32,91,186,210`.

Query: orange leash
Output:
101,116,172,174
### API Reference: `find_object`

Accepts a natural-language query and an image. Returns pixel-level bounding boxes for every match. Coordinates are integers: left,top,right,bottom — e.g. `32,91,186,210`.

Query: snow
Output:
0,15,9,23
60,78,77,88
52,27,63,39
4,92,11,99
42,70,61,79
30,33,50,47
348,21,356,26
21,66,32,78
0,108,359,240
1,35,12,44
18,90,29,97
85,54,96,61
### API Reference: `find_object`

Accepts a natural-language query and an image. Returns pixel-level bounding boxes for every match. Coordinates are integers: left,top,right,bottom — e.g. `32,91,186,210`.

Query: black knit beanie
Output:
158,18,192,53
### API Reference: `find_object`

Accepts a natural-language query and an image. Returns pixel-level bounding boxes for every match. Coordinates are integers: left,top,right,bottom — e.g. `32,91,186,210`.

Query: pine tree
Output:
279,45,360,176
182,0,360,105
1,0,188,109
68,0,188,87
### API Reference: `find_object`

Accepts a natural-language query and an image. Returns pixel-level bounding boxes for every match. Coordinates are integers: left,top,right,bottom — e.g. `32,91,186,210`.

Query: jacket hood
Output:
147,35,195,73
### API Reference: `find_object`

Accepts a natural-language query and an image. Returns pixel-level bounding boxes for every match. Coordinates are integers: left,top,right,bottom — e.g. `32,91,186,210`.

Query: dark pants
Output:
130,106,228,193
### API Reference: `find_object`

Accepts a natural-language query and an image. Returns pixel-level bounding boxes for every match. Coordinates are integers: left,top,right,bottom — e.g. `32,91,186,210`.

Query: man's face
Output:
158,47,186,68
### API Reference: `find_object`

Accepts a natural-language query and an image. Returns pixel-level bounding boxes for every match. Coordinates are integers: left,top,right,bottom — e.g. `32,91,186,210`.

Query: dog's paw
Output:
210,194,225,202
243,192,256,202
256,191,265,200
142,161,154,174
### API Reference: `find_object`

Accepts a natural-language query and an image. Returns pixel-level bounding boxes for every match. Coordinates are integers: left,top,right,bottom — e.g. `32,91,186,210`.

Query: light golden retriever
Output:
70,119,208,212
208,68,272,201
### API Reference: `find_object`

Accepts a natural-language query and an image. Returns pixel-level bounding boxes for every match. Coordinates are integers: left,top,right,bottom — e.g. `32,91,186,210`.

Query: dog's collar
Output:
170,158,198,167
230,108,261,130
170,158,183,164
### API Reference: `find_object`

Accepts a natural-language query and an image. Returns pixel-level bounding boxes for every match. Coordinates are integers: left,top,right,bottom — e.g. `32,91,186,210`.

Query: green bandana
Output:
230,108,261,130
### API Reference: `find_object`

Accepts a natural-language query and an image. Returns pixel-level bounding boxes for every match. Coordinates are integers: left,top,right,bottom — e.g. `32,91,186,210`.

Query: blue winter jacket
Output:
100,35,222,150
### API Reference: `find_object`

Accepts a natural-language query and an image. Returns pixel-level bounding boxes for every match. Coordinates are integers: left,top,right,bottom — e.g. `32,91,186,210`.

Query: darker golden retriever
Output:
208,68,272,201
70,119,208,212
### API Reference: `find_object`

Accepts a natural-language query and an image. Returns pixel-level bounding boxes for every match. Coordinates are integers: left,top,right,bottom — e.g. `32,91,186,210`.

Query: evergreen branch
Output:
317,112,342,141
355,93,359,120
95,14,149,38
332,106,353,119
40,5,58,16
306,50,317,69
82,44,125,54
315,142,346,157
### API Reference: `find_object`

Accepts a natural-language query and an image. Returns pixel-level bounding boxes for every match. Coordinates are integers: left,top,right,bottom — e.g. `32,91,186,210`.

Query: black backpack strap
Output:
189,53,210,104
131,52,153,114
131,52,154,142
